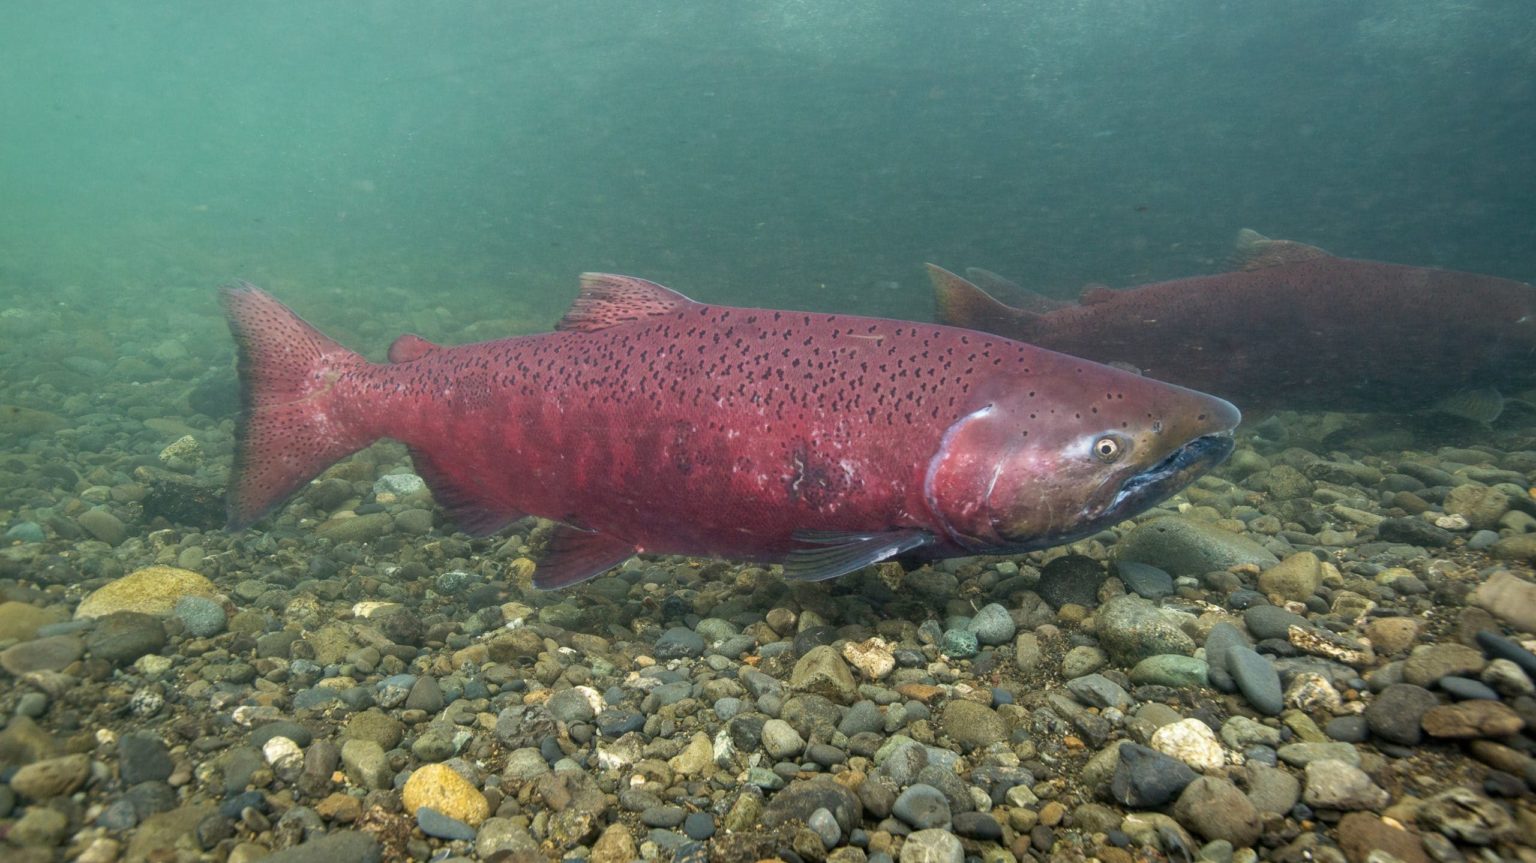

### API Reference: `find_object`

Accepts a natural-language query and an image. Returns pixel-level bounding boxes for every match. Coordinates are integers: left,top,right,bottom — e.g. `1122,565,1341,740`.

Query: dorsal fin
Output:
387,333,442,363
1232,228,1331,271
964,267,1073,313
556,273,697,332
927,264,1040,331
1079,284,1118,305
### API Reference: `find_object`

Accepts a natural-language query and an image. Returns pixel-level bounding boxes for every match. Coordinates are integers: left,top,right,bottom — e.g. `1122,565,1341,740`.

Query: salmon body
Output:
223,274,1239,588
931,231,1536,412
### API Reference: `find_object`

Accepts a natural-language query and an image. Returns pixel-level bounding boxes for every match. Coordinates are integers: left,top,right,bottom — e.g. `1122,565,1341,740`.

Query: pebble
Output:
340,740,390,791
4,521,45,542
1421,700,1525,738
416,806,476,841
808,806,841,847
938,699,1006,751
1110,742,1196,807
1364,683,1438,745
682,812,715,841
1483,658,1535,697
899,827,964,863
938,628,978,658
10,807,71,846
1335,812,1432,863
1244,763,1301,816
1116,560,1174,599
653,627,705,659
1242,604,1308,640
0,601,65,642
401,764,489,827
1258,552,1325,601
844,638,896,680
1203,622,1248,692
790,645,858,703
965,602,1015,645
85,612,167,665
1036,553,1104,607
892,783,951,829
1416,786,1515,845
119,732,174,784
252,832,382,863
1277,741,1359,767
1438,675,1499,700
1403,643,1486,687
1065,673,1133,711
1130,654,1208,687
1114,515,1278,576
1476,628,1536,679
1376,517,1454,547
1097,595,1196,663
314,511,393,543
639,805,686,828
1151,718,1226,772
761,718,805,759
0,634,84,675
173,595,227,637
1303,759,1390,810
1172,776,1261,848
1227,645,1284,715
74,565,220,619
9,753,91,799
77,507,127,546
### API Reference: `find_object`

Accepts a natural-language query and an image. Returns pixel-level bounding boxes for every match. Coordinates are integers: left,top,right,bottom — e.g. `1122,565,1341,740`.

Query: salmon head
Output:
922,355,1240,553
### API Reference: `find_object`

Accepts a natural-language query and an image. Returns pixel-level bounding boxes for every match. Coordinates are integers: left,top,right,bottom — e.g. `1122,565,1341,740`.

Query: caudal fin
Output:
221,283,376,530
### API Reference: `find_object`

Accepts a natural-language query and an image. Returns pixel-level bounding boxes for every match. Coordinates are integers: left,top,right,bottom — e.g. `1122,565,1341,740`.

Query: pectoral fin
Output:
783,529,933,581
534,525,636,589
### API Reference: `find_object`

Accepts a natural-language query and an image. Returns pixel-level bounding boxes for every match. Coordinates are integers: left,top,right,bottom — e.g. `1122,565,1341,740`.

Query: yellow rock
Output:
1257,552,1323,602
74,566,219,620
401,763,489,827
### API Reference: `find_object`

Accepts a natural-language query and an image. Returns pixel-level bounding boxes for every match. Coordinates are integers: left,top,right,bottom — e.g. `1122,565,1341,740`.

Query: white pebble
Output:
1151,718,1227,772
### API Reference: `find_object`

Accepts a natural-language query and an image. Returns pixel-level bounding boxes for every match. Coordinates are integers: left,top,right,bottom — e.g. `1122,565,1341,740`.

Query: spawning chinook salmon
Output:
930,230,1536,413
222,274,1239,588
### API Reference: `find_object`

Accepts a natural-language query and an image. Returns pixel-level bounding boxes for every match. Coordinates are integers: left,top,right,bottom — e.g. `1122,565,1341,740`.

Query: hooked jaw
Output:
1104,427,1235,519
984,393,1241,550
924,387,1240,555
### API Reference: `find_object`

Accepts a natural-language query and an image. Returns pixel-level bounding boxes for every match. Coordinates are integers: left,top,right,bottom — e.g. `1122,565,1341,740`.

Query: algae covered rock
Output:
74,566,219,620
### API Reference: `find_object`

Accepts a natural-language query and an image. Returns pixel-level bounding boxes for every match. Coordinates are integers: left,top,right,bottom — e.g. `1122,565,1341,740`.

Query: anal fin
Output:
534,524,636,589
407,446,524,536
784,529,933,581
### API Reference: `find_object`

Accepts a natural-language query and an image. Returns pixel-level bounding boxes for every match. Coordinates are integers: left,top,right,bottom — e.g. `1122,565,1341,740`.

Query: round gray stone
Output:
1114,516,1278,577
892,783,951,830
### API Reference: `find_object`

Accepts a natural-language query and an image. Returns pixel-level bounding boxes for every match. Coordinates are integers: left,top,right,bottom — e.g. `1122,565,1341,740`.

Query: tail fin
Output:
221,283,377,530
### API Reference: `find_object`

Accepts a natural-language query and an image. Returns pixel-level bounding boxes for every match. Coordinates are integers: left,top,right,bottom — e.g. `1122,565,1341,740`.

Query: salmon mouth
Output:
1108,431,1235,519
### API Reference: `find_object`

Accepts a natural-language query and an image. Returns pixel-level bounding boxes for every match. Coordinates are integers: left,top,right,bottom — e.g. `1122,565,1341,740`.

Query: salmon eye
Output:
1093,436,1123,462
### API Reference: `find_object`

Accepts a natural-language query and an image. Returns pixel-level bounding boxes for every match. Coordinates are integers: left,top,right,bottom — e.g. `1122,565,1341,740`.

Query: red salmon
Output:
930,230,1536,413
222,274,1238,588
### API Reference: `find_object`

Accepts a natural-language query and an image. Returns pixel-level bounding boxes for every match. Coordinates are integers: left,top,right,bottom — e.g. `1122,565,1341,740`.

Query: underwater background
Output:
4,4,1536,863
1,0,1532,346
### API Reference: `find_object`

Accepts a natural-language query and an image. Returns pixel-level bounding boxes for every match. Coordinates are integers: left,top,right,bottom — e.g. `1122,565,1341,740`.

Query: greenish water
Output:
3,2,1533,335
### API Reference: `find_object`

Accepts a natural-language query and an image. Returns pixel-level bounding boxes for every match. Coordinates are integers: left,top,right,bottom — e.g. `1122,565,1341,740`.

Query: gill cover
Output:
923,404,1012,550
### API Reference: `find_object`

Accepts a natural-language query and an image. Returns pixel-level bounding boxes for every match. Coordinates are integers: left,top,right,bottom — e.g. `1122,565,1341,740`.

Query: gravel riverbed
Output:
3,358,1536,863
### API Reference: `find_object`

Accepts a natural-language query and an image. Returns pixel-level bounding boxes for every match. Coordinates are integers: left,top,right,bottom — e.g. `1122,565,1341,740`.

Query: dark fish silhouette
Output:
222,275,1238,588
930,231,1536,413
